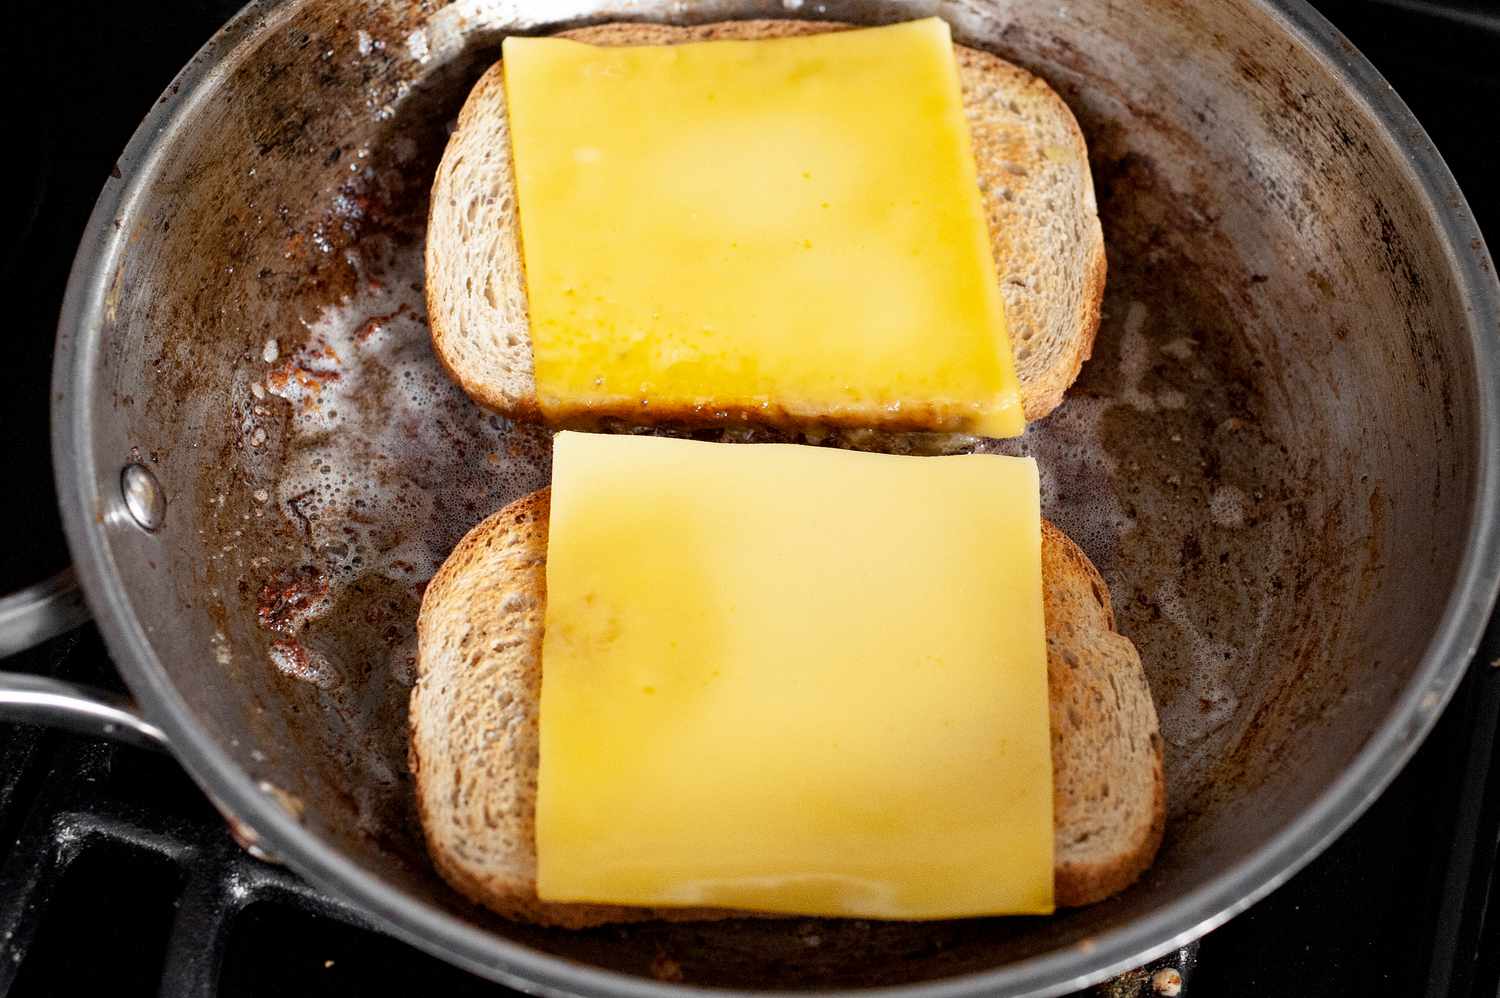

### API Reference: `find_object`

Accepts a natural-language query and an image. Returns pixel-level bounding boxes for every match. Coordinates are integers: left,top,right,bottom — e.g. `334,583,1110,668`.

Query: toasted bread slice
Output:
424,19,1106,432
410,489,1163,927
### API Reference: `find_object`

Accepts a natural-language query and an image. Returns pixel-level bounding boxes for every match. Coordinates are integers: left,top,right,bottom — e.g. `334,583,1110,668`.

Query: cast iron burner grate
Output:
0,632,492,998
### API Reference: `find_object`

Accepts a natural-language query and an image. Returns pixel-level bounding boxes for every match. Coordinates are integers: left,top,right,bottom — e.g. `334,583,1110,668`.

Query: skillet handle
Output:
0,567,167,750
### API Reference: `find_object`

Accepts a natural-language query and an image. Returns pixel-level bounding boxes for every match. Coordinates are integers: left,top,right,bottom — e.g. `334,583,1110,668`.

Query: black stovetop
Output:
3,1,1498,995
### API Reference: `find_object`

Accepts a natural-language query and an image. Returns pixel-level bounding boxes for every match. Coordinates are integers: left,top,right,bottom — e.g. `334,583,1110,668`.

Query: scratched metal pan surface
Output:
39,0,1500,994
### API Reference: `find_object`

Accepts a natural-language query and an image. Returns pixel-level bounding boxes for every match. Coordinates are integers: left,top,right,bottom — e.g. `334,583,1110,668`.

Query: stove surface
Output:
3,1,1498,995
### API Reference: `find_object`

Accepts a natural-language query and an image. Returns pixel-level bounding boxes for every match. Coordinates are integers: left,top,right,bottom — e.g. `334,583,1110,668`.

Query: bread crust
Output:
1041,520,1166,906
411,489,1163,925
424,19,1106,432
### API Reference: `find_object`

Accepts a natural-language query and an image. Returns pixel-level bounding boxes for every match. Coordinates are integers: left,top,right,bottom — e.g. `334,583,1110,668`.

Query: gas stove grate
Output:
0,728,365,998
0,632,476,998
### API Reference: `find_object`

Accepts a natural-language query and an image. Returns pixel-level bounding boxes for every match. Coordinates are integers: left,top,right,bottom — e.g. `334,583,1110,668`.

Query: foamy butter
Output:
1153,580,1240,747
268,639,341,690
977,303,1178,576
261,241,551,608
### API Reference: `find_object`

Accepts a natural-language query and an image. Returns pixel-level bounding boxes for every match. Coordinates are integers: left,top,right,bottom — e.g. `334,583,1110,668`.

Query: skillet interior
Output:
77,0,1484,986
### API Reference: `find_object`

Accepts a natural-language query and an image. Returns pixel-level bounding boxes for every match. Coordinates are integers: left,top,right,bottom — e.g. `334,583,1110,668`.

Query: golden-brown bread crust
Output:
1041,520,1166,906
423,61,539,423
424,19,1106,431
411,489,1162,926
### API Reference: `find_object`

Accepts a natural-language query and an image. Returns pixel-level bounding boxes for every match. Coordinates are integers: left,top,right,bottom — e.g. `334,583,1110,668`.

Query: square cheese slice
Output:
536,431,1053,918
502,18,1025,437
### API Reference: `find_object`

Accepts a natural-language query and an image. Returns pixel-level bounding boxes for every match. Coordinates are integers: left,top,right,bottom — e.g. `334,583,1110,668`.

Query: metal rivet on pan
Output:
120,463,166,532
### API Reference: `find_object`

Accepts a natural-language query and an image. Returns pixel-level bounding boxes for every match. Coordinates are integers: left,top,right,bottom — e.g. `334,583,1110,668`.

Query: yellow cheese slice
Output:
502,19,1025,437
536,431,1053,918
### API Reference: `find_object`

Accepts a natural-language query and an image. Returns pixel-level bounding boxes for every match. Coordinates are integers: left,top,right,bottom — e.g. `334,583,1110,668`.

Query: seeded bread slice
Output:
423,19,1106,432
409,489,1162,927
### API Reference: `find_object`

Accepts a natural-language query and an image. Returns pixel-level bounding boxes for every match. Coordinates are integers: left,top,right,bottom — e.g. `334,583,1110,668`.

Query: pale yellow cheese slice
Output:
536,431,1053,918
502,19,1025,437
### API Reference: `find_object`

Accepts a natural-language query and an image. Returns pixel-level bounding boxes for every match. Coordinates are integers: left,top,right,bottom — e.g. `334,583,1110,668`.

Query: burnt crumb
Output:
256,564,330,634
354,303,409,342
267,637,341,691
270,637,310,674
285,488,316,538
266,337,344,398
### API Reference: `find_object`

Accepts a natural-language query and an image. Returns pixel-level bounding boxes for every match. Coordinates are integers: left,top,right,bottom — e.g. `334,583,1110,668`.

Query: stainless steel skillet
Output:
1,1,1497,995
